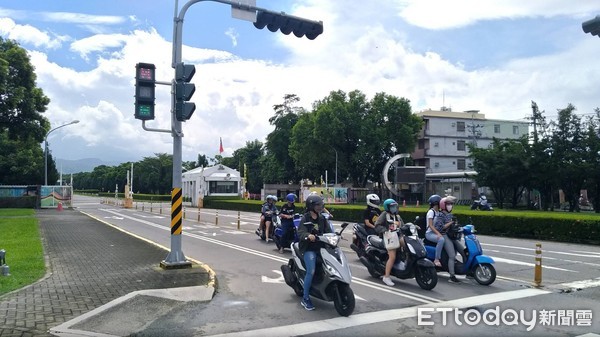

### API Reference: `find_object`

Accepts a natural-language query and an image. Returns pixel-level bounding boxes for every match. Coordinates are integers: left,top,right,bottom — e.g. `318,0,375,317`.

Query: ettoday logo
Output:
418,306,593,332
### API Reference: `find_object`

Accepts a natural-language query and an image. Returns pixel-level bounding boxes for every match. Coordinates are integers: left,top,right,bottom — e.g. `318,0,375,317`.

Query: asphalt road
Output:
76,195,600,336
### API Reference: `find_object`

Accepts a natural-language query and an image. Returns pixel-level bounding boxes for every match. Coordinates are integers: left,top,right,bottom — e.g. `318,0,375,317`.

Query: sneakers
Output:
278,247,284,254
382,276,395,286
449,275,461,283
301,298,315,311
265,238,271,243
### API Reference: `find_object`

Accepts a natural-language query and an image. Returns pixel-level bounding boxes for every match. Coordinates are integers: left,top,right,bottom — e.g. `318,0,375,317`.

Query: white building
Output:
411,108,530,201
182,164,241,206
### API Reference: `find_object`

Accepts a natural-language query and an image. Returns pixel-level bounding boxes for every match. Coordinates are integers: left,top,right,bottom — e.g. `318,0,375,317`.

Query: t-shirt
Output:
363,206,381,226
425,208,443,233
280,203,295,225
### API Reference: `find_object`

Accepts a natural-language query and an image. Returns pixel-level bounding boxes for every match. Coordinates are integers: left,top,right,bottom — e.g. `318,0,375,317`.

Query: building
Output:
411,108,529,201
182,164,242,206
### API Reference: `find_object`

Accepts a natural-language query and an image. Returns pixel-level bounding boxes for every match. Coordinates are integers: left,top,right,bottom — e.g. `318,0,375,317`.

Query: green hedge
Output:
203,200,600,245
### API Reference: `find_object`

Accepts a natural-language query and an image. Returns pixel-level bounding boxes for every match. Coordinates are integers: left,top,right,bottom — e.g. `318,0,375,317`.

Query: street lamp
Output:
44,120,79,185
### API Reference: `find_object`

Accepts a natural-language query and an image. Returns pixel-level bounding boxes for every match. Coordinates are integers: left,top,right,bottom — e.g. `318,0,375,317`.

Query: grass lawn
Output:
0,208,46,297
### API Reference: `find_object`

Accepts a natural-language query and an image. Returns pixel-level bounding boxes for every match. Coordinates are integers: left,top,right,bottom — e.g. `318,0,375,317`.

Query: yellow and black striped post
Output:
160,187,191,269
534,243,542,287
171,188,183,236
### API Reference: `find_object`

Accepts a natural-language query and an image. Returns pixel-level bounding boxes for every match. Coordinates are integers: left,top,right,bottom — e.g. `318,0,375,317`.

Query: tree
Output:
263,94,304,184
0,38,50,184
550,104,587,212
223,140,264,194
583,109,600,213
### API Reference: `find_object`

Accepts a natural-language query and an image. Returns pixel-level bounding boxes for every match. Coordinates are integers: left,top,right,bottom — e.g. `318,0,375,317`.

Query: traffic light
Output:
582,15,600,37
253,11,323,40
134,63,156,120
175,62,196,121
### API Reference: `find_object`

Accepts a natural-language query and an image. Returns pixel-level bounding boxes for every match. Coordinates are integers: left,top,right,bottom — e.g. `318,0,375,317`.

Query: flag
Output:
219,137,224,154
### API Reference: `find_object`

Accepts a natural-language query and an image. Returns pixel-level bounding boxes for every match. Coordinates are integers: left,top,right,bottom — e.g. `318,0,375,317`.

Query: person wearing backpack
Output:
424,194,444,268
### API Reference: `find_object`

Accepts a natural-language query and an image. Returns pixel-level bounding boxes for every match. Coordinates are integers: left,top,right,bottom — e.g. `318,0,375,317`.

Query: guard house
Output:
182,164,241,206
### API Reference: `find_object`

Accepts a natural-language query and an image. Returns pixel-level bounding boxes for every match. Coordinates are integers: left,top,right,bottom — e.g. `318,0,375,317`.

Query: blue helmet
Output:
286,193,297,203
383,199,398,212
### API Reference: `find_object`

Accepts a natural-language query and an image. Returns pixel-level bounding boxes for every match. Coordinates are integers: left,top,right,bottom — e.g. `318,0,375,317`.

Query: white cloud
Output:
225,27,239,47
397,0,600,30
41,12,126,25
0,18,67,49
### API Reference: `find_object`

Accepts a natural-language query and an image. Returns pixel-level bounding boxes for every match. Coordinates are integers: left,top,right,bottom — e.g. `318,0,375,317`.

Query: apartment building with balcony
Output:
411,108,529,200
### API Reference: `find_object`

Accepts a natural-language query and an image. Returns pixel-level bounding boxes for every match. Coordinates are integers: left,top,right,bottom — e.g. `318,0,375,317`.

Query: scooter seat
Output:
367,235,385,249
423,238,438,246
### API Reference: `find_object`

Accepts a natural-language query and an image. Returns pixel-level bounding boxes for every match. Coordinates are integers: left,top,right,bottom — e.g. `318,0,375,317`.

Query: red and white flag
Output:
219,137,224,154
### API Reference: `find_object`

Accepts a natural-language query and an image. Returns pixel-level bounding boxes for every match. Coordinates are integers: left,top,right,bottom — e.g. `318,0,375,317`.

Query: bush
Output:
0,196,37,208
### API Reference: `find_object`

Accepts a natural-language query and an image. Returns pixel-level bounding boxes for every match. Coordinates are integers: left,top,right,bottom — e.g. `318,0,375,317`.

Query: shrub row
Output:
204,199,600,245
0,197,37,208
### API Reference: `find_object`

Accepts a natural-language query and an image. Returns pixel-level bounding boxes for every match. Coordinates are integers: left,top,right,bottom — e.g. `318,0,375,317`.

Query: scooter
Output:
359,221,438,290
471,195,493,211
273,213,301,251
255,211,278,241
424,221,496,285
350,222,370,258
280,223,355,317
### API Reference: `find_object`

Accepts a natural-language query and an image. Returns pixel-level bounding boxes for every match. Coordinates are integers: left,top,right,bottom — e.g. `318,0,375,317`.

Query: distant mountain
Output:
56,158,122,174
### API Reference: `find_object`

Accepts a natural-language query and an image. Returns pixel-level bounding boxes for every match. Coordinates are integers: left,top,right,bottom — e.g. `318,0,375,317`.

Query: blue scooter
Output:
274,213,301,251
424,221,496,285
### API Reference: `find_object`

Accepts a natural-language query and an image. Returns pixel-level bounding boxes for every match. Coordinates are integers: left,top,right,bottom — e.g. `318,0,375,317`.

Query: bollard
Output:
402,200,406,207
183,207,186,219
0,249,9,276
150,202,153,213
237,211,241,230
416,200,420,207
142,203,145,211
215,210,219,226
534,243,542,287
160,207,162,215
197,210,201,223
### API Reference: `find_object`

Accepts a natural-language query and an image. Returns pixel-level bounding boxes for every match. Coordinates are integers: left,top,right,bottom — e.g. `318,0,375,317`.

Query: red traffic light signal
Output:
253,11,323,40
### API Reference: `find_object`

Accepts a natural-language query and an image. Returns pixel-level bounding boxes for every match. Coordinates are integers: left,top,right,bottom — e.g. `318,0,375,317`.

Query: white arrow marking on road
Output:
261,270,285,284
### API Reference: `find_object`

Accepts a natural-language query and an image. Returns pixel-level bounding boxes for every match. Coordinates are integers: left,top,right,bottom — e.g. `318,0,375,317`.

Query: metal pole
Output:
334,149,338,186
44,120,79,185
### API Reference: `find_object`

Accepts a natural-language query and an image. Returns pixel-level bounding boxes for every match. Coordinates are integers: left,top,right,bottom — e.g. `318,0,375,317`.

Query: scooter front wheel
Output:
415,266,438,290
333,283,355,317
473,263,496,285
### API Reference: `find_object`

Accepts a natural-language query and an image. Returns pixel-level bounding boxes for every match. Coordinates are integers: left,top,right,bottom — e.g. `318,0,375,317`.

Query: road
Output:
76,195,600,336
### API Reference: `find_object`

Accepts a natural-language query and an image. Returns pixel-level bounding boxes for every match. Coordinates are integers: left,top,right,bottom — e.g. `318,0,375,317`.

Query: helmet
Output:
305,195,324,213
440,196,457,210
266,195,276,202
286,193,297,203
428,194,441,206
366,194,380,208
309,191,318,196
382,199,398,212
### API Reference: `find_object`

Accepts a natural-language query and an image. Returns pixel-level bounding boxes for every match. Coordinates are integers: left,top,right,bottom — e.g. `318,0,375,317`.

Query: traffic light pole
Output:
160,0,323,268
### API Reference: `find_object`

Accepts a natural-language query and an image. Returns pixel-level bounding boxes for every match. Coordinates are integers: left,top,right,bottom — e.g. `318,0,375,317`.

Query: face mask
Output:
447,205,453,212
389,206,398,214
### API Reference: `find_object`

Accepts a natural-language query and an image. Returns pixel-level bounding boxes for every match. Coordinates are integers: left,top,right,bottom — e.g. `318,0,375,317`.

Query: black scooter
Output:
359,222,438,290
350,222,370,258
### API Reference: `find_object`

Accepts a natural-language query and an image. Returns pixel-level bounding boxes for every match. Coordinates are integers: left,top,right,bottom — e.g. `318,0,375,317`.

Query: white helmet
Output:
366,194,381,208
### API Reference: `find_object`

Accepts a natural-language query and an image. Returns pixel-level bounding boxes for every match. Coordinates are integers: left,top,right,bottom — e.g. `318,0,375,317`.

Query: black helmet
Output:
428,194,441,206
305,195,324,213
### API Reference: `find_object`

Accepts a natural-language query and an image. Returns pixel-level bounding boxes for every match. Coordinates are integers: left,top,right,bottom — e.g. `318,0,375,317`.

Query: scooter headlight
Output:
322,233,339,246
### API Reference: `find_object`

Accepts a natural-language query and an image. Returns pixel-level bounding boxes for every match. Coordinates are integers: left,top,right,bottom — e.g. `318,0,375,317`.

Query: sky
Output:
1,0,600,166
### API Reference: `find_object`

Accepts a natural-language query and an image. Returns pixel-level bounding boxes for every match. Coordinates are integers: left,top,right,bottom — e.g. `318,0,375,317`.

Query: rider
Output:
278,193,297,253
261,195,278,243
374,198,404,287
439,196,464,283
297,194,332,311
424,194,444,268
363,194,381,236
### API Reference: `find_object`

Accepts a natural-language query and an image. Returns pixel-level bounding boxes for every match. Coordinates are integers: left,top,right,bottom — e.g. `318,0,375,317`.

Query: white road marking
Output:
221,230,247,235
98,209,446,304
492,257,577,272
487,249,600,268
482,243,600,259
209,288,551,337
557,277,600,291
261,270,285,284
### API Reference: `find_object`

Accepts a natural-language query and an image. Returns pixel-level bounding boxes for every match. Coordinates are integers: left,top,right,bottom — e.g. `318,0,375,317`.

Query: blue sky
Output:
1,1,600,166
